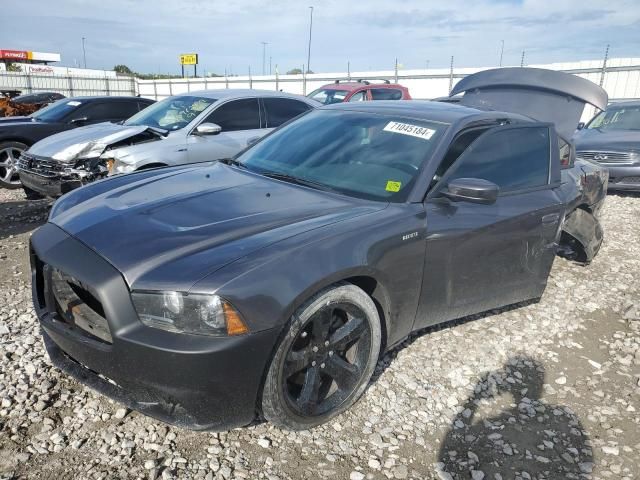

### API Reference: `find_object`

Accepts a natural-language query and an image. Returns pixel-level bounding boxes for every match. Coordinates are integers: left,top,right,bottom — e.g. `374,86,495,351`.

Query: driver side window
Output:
205,99,261,131
441,126,551,194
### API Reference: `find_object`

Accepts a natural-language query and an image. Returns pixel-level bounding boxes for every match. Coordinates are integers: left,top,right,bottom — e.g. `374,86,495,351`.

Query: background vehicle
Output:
31,68,608,431
18,90,318,198
0,96,153,190
573,100,640,191
308,79,412,104
0,92,66,118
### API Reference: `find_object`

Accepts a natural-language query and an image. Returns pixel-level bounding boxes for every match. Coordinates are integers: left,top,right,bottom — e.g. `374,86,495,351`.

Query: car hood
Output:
28,122,165,162
50,162,384,291
573,128,640,152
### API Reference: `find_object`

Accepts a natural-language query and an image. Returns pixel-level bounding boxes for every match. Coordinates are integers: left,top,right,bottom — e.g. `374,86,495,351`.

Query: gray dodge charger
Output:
30,68,608,431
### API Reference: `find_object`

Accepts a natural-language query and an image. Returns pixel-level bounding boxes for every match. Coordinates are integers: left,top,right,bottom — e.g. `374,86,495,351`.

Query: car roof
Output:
173,89,314,102
606,100,640,108
320,100,531,125
63,96,152,102
317,82,406,92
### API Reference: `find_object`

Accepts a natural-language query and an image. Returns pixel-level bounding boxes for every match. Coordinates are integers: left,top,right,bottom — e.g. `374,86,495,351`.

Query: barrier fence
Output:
2,57,639,121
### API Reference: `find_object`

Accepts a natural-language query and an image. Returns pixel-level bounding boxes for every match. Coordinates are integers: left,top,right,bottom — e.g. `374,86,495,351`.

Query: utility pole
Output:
269,56,272,75
600,44,610,87
499,40,504,67
307,6,314,74
425,59,430,70
520,50,525,67
261,41,268,75
448,56,454,93
82,37,87,68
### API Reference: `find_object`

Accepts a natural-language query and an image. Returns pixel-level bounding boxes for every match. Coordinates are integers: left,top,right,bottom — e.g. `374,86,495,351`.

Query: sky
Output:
3,0,640,75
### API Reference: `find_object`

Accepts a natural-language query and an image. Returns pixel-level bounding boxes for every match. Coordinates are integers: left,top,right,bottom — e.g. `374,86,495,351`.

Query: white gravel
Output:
0,187,638,479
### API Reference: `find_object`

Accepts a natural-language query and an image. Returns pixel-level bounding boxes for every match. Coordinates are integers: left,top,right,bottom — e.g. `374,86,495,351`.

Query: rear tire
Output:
0,141,28,189
262,283,381,430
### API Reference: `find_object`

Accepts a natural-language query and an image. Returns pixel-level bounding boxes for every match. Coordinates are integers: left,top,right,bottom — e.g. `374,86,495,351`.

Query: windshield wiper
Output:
220,157,248,169
261,171,336,192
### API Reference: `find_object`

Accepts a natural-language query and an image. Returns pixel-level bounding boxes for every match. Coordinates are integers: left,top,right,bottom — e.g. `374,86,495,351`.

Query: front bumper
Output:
19,168,82,197
600,164,640,191
31,222,280,430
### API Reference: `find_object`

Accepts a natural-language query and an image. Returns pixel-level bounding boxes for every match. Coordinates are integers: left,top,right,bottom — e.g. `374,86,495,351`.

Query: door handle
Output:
542,213,560,224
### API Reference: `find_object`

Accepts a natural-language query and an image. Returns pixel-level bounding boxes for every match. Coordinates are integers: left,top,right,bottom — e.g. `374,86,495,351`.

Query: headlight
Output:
131,291,248,336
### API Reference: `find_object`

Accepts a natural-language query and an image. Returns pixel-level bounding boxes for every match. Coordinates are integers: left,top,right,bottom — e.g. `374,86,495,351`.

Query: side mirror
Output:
442,178,499,205
576,122,585,130
194,122,222,136
70,116,88,125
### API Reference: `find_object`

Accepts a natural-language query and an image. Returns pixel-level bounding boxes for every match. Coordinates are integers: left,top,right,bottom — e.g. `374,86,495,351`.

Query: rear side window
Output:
445,126,550,193
263,98,311,128
84,101,140,121
370,88,403,100
206,98,261,131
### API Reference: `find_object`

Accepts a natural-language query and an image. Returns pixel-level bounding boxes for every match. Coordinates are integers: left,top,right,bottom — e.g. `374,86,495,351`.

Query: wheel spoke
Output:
311,308,332,341
296,365,322,414
324,355,360,391
329,316,366,351
284,347,313,378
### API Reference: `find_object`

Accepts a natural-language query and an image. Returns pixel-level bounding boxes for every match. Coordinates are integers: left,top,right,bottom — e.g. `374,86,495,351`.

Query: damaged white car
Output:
17,90,318,197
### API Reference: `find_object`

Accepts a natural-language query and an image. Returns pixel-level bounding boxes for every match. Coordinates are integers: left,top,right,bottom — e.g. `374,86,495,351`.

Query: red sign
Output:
0,50,29,60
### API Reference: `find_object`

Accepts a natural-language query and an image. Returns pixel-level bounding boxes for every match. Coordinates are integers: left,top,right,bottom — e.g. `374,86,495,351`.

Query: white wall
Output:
136,57,640,122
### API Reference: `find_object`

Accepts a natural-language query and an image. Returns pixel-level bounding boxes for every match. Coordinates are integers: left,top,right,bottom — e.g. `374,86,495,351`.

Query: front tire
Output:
0,141,28,189
262,283,381,430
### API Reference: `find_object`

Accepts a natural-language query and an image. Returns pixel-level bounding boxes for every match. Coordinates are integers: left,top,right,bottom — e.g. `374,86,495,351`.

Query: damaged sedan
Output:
18,90,318,197
31,68,608,431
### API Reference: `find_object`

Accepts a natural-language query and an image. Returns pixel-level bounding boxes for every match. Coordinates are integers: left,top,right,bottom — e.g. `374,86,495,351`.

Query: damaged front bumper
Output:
17,152,107,197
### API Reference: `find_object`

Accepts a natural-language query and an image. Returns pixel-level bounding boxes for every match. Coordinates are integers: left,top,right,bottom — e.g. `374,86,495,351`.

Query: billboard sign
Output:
179,53,198,65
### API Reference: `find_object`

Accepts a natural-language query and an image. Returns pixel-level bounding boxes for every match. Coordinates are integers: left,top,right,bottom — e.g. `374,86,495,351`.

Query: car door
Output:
186,98,261,162
415,124,565,328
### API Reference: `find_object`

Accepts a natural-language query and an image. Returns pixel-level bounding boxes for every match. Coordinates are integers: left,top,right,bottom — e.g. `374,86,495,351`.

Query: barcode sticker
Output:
383,121,435,140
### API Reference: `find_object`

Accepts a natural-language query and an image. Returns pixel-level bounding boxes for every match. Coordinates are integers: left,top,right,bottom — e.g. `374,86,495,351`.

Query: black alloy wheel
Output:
262,283,381,430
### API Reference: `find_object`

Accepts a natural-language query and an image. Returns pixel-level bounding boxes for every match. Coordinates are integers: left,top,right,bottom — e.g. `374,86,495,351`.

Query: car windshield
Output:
237,110,447,202
30,99,82,122
587,105,640,131
307,89,351,105
124,95,216,130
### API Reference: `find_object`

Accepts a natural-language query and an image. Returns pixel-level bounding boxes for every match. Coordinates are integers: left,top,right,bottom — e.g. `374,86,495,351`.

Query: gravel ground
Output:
0,187,638,480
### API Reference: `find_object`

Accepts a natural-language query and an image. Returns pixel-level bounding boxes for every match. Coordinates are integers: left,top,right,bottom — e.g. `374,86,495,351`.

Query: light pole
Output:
261,42,268,75
499,39,504,67
306,6,313,74
82,37,87,68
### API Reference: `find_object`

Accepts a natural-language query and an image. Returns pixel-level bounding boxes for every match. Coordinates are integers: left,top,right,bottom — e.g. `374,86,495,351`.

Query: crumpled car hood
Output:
50,162,384,291
573,128,640,153
27,122,165,162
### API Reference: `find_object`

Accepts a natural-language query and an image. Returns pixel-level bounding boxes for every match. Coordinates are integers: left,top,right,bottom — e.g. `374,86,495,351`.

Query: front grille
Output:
17,152,67,177
47,266,112,344
576,150,636,164
612,176,640,184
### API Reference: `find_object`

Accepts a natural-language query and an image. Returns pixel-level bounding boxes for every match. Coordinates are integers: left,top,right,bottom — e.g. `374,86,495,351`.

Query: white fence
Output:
136,57,640,122
2,57,640,121
0,71,136,97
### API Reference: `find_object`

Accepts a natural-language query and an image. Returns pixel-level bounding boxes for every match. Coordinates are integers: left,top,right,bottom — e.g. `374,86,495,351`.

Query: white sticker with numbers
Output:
383,121,436,140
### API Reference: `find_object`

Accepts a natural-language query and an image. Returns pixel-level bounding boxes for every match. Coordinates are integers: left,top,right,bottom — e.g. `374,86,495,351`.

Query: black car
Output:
0,96,154,190
12,91,66,105
573,100,640,191
30,68,607,431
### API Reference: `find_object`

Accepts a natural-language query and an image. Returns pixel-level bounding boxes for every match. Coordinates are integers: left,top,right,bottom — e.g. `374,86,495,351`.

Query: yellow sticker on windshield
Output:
386,181,402,192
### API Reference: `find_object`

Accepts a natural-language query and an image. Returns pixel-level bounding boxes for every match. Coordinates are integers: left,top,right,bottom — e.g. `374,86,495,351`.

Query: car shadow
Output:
435,355,594,479
371,299,538,384
0,198,51,240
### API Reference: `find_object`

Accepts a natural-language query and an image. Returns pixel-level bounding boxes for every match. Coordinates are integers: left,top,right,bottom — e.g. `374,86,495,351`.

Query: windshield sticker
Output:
66,101,82,106
385,180,402,192
383,121,435,140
